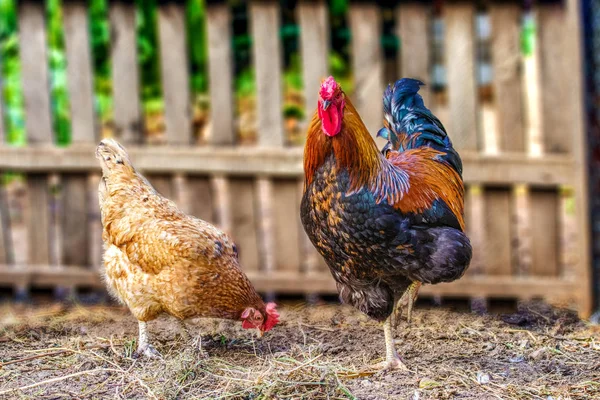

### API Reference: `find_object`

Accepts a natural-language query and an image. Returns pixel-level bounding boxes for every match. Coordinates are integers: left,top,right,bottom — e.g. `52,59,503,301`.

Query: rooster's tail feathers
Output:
380,78,463,175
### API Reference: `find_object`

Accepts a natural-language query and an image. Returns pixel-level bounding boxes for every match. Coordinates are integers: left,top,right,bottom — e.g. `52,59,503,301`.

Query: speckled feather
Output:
301,79,471,322
97,144,266,324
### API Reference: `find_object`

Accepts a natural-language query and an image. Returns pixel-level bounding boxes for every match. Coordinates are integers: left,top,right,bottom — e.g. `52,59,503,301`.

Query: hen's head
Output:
317,76,345,137
241,302,279,336
95,139,134,177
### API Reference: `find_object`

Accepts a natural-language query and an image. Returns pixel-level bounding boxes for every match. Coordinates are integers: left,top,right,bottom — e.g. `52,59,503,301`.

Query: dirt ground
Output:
0,301,599,400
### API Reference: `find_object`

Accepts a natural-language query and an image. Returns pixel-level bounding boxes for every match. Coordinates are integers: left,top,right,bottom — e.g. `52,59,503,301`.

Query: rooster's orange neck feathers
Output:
304,95,382,191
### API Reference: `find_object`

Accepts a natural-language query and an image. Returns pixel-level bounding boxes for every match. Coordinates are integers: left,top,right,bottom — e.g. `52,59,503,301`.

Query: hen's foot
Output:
192,335,209,359
134,343,162,359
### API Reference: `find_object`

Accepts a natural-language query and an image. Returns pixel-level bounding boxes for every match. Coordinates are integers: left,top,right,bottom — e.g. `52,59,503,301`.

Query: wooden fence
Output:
0,0,592,316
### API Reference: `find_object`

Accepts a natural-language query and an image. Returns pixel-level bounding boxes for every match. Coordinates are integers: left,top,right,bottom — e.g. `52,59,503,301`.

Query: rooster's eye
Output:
232,244,238,257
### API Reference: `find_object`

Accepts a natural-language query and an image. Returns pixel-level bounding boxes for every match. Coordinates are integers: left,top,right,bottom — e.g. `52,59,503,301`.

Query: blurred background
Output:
0,0,597,318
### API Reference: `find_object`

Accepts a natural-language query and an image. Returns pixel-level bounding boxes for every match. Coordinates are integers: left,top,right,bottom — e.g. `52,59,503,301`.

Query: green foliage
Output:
0,0,25,146
187,0,209,94
89,0,112,124
0,0,362,145
46,0,71,146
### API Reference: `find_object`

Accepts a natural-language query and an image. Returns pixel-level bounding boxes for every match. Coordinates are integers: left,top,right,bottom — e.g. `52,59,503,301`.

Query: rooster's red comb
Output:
320,76,339,100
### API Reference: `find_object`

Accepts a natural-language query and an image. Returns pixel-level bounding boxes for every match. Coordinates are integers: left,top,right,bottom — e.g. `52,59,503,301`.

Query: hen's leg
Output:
178,320,207,357
177,319,191,341
380,317,407,370
135,321,162,359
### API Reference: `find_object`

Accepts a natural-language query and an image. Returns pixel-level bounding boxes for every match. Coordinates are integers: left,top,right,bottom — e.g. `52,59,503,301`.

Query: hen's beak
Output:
322,100,331,111
257,328,264,338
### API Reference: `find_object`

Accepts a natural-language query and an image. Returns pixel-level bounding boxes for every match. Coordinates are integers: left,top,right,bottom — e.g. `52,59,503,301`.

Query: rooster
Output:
96,139,279,358
300,77,471,370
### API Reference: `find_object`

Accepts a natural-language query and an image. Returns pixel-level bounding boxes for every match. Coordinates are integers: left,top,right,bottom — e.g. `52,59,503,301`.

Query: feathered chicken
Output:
96,139,279,358
300,77,471,369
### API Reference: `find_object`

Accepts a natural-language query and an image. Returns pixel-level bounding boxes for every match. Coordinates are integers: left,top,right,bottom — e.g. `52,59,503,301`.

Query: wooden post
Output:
18,0,54,300
298,0,329,129
211,176,231,234
158,0,192,145
445,3,479,151
206,1,235,145
490,4,525,153
109,0,142,144
349,2,384,138
396,3,431,104
512,184,532,277
250,0,284,146
538,5,571,155
18,0,53,144
88,174,103,271
64,0,97,143
562,0,592,316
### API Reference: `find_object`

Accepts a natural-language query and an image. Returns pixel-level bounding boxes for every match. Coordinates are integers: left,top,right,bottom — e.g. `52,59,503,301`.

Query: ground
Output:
0,301,599,399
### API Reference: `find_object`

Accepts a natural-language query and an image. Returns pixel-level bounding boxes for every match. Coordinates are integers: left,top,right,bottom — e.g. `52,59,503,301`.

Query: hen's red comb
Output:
263,302,280,332
320,76,339,100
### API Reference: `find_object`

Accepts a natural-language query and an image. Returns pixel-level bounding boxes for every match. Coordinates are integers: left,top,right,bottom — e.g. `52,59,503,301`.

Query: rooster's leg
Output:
135,321,162,359
380,316,407,370
393,281,422,328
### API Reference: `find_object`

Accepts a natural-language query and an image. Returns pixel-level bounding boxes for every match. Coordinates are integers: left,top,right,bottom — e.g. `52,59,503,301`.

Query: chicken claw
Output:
380,317,408,371
177,320,208,358
135,343,163,359
393,281,422,329
134,321,163,359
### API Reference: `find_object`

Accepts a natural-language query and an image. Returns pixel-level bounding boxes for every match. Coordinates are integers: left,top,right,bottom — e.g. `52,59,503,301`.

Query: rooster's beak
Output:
257,328,264,338
322,100,331,111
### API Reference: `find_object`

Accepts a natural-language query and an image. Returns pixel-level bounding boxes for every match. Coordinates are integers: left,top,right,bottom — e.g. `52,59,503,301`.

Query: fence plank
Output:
446,3,478,151
18,0,53,144
397,3,430,104
563,0,591,316
512,184,532,276
188,176,214,223
250,0,284,146
484,189,512,275
230,179,259,272
538,5,570,154
349,2,383,138
27,175,50,265
490,4,524,152
206,2,235,145
256,178,276,280
211,176,231,234
64,1,97,143
158,1,192,145
88,174,103,270
466,185,485,277
273,180,301,273
0,184,12,265
62,175,89,266
172,173,190,214
109,1,142,144
531,190,559,277
298,0,329,126
149,175,173,199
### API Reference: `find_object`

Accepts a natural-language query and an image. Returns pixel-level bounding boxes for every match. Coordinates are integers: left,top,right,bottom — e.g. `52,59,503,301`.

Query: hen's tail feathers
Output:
377,78,463,175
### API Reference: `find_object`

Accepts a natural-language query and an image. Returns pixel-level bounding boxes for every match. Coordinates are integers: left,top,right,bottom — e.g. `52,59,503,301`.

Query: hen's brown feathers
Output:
97,139,266,324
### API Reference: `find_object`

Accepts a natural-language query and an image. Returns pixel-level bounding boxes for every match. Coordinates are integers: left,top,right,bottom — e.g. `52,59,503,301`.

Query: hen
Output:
96,139,279,358
300,77,471,370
